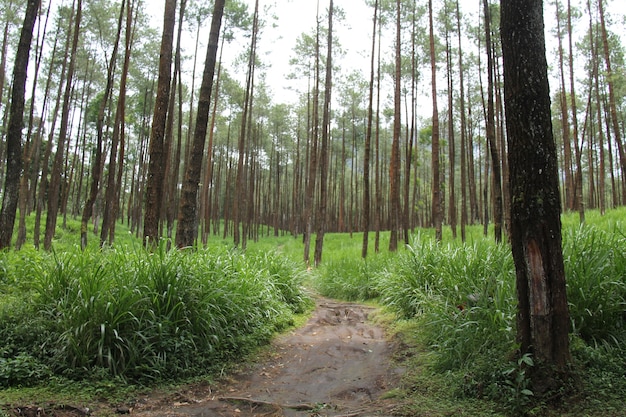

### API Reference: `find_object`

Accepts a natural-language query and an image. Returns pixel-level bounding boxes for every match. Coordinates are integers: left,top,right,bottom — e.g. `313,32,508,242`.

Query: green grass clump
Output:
0,241,310,385
563,224,626,344
378,236,517,372
314,252,390,301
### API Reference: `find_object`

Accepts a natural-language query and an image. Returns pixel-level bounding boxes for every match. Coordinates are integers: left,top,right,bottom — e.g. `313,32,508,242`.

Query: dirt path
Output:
129,298,403,417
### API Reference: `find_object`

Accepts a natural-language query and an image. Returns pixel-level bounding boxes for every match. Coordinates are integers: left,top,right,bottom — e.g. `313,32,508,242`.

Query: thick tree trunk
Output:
501,0,571,392
175,0,224,248
144,0,177,248
0,0,40,249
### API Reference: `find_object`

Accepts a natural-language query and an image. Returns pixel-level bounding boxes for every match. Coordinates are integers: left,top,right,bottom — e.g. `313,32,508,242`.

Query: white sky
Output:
157,0,626,110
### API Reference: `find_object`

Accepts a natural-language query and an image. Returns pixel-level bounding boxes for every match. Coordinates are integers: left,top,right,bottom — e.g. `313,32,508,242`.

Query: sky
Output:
152,0,626,109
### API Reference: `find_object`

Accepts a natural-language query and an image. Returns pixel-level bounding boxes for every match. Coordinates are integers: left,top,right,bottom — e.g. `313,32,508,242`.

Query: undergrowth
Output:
314,210,626,416
0,240,311,386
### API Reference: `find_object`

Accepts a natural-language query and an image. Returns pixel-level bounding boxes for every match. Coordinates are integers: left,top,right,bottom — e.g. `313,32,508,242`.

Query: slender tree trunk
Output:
483,0,503,243
598,0,626,204
304,5,321,266
101,0,131,246
456,0,468,242
446,2,457,240
144,0,177,248
429,0,442,242
0,0,40,249
501,0,571,392
81,0,124,250
389,0,402,251
314,0,333,266
175,0,224,248
568,0,584,222
44,0,81,251
362,0,377,258
232,0,258,249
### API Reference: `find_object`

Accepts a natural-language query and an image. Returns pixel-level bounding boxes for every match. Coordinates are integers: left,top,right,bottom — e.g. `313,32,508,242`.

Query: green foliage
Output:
563,224,626,344
314,253,389,301
378,237,517,371
0,241,310,385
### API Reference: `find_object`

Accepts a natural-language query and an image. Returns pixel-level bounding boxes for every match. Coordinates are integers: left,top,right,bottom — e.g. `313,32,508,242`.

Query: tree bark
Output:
0,0,40,249
389,0,402,251
175,0,224,248
362,0,377,258
44,0,81,251
143,0,177,248
483,0,503,243
501,0,571,391
313,0,333,266
429,0,442,242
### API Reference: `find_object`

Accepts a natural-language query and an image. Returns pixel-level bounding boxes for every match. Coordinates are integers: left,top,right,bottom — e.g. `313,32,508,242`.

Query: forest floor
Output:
127,298,404,417
9,298,405,417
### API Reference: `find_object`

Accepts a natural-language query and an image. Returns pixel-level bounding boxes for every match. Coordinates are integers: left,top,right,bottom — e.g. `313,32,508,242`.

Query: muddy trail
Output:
129,298,403,417
8,299,404,417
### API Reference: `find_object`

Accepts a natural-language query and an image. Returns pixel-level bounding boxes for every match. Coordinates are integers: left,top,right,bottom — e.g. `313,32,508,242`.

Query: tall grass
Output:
378,236,517,371
0,241,310,385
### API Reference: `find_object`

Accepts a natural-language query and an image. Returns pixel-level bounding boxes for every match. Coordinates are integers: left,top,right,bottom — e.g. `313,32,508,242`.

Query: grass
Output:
312,208,626,416
1,208,625,416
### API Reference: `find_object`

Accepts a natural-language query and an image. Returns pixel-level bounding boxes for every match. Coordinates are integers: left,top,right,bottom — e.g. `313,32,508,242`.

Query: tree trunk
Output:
100,0,131,247
80,0,124,250
313,0,333,266
143,0,177,248
0,0,40,249
429,0,442,242
598,0,626,205
483,0,503,243
44,0,81,251
362,0,377,258
501,0,571,392
389,0,402,251
176,0,224,248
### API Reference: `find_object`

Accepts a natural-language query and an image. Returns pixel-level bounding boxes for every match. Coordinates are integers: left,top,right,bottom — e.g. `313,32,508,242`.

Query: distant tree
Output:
501,0,571,392
0,0,40,249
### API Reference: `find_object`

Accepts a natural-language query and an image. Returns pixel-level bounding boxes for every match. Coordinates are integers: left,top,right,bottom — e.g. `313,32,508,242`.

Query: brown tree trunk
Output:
389,0,402,251
483,0,503,243
232,0,258,249
81,0,125,250
568,0,585,222
175,0,224,248
501,0,571,392
446,1,457,240
101,0,132,247
362,0,377,257
44,0,81,251
456,0,468,242
143,0,177,248
0,0,40,249
598,0,626,204
314,0,333,266
429,0,442,242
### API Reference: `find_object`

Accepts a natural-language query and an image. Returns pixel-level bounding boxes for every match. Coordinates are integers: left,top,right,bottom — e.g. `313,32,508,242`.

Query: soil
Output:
8,298,404,417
